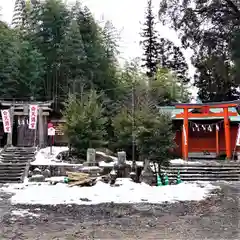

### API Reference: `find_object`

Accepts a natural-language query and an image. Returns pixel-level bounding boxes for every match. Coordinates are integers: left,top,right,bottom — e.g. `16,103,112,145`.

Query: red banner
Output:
1,109,12,133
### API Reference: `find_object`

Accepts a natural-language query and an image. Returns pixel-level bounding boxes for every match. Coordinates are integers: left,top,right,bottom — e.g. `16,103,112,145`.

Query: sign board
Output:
48,127,56,136
29,105,38,129
1,109,12,133
236,124,240,146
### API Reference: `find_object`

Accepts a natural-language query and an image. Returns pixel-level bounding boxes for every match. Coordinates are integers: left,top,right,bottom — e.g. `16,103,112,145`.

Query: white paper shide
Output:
29,105,38,130
1,109,12,133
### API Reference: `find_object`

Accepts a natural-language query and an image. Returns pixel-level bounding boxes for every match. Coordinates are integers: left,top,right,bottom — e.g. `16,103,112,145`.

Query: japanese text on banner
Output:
1,109,12,133
29,105,38,129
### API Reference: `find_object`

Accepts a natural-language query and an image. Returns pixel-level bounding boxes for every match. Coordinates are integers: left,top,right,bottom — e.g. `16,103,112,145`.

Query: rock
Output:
96,151,117,163
29,174,45,182
139,160,155,185
56,150,69,161
42,168,51,178
33,168,42,175
80,166,102,177
28,170,33,178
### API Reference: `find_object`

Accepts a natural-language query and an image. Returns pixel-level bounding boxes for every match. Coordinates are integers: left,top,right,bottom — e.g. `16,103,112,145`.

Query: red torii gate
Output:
175,101,240,160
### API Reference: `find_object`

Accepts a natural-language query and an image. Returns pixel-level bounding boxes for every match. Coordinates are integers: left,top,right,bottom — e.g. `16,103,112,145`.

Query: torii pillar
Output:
182,108,189,160
223,107,231,159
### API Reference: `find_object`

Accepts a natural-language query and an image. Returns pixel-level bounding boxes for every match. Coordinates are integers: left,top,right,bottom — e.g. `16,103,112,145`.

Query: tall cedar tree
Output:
0,22,19,97
159,0,240,102
22,0,120,106
141,0,158,78
157,38,190,84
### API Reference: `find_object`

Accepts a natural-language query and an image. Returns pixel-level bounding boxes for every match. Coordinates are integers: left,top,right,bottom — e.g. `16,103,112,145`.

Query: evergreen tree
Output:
151,68,190,105
102,20,120,63
141,0,158,78
157,38,189,83
159,0,240,102
63,91,107,159
27,0,71,100
16,40,45,99
75,6,119,99
60,19,87,96
0,23,20,98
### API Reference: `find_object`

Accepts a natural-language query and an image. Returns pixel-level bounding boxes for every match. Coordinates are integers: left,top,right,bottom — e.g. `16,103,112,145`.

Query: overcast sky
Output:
0,0,197,97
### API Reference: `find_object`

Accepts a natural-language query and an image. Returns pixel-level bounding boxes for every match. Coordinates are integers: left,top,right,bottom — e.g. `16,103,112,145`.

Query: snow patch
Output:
11,209,40,218
31,146,69,165
96,151,117,161
170,159,202,165
1,179,219,206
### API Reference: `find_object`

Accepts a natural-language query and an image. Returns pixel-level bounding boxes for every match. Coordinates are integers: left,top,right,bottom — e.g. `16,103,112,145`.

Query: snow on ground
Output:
96,151,117,161
30,147,199,168
11,209,40,218
170,159,202,165
98,160,144,167
0,178,219,205
31,146,69,165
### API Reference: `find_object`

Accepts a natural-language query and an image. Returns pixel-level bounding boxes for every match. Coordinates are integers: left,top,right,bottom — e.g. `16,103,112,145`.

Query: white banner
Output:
29,105,38,129
236,124,240,146
1,109,12,133
183,125,187,146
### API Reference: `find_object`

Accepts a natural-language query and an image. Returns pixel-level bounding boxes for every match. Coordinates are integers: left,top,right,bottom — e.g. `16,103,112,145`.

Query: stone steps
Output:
161,163,240,182
0,147,37,183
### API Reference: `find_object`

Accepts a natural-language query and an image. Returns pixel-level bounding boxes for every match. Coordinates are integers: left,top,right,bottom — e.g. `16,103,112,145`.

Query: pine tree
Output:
63,90,107,159
60,19,87,96
75,5,119,99
157,38,190,83
12,0,39,29
159,0,240,102
141,0,158,78
26,0,71,101
0,23,20,97
16,40,45,99
102,20,120,62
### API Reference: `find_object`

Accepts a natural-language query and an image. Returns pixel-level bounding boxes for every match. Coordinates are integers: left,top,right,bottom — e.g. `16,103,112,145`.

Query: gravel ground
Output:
0,181,239,240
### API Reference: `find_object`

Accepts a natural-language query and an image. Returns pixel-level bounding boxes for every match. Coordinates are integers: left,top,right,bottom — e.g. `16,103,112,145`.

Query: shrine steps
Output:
161,163,240,182
0,147,36,183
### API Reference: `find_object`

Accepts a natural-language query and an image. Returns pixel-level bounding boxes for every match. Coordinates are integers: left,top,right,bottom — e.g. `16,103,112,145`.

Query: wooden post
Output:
7,106,14,146
223,107,231,159
38,107,44,148
183,108,189,160
216,127,219,156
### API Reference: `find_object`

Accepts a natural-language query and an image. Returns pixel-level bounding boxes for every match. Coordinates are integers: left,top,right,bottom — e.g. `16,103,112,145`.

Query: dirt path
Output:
0,182,239,240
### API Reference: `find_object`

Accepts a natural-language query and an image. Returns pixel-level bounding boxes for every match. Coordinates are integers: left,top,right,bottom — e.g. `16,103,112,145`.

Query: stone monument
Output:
84,148,97,166
82,148,102,177
114,151,130,178
139,159,155,185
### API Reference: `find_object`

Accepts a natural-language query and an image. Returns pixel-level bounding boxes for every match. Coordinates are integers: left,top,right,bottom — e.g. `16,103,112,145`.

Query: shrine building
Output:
159,101,240,160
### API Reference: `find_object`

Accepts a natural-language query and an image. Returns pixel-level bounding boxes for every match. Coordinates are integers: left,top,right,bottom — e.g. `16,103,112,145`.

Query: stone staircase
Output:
0,147,36,183
161,162,240,182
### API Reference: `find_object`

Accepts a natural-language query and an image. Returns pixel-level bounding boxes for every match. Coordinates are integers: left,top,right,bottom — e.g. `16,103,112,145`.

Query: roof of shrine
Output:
158,106,240,122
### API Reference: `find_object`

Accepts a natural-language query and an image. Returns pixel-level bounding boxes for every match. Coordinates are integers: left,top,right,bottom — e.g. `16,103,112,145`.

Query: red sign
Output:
29,105,38,129
1,109,11,133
